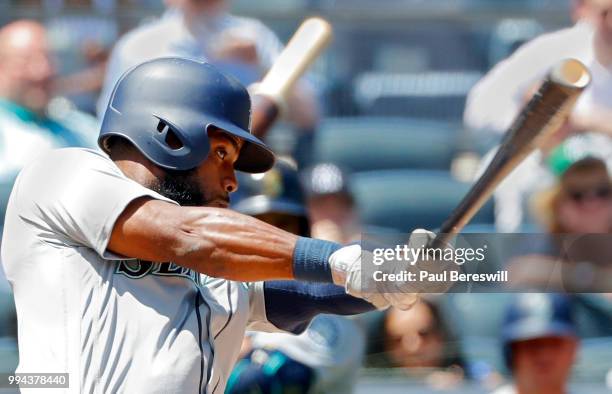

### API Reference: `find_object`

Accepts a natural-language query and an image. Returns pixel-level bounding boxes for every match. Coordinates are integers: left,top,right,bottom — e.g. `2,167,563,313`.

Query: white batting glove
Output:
329,229,437,310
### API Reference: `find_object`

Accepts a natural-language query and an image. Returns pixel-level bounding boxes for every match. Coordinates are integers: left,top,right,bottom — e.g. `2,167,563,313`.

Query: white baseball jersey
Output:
0,148,279,393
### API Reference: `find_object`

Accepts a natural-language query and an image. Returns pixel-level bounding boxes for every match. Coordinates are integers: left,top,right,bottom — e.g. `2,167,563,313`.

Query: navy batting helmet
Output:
99,57,274,173
501,293,576,370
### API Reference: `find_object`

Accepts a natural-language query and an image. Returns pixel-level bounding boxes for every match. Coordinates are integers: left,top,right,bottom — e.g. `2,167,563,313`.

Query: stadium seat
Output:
0,184,11,223
350,169,494,233
0,173,17,222
313,117,460,172
0,290,15,337
0,335,18,374
353,71,482,121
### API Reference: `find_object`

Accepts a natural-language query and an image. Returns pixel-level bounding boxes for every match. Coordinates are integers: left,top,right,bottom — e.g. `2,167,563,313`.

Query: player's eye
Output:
216,148,227,160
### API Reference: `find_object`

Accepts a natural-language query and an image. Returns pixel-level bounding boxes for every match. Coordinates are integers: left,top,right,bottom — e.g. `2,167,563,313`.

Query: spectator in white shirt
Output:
98,0,319,131
465,0,612,139
467,0,612,231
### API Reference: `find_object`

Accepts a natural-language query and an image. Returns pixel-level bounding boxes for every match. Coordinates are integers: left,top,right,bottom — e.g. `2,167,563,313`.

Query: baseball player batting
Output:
0,58,424,393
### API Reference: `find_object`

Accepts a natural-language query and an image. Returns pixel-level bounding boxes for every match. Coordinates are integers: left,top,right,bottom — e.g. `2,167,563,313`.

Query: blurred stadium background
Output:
1,0,612,393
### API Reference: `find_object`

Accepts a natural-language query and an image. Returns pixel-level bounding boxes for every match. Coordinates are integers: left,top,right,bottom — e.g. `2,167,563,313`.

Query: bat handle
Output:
428,231,455,250
250,94,280,138
427,198,478,249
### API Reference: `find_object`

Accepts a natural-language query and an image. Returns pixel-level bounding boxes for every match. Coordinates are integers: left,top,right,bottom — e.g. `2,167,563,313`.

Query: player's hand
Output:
328,229,437,310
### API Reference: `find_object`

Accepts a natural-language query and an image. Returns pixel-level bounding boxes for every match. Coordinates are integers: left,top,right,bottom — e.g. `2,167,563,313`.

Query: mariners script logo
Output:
115,260,201,285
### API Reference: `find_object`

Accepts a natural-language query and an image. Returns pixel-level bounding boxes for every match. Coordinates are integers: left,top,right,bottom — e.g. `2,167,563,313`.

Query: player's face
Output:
153,129,242,207
511,336,577,391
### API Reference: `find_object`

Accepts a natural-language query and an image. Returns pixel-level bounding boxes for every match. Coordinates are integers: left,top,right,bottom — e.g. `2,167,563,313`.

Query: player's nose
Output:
223,169,239,194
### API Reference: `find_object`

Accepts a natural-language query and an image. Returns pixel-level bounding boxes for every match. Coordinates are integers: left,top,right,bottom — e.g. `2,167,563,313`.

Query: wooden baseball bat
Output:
430,58,590,248
250,17,332,137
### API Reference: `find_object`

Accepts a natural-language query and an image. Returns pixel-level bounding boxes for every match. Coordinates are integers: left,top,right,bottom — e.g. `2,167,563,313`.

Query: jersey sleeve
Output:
246,280,375,334
245,281,285,333
13,148,176,258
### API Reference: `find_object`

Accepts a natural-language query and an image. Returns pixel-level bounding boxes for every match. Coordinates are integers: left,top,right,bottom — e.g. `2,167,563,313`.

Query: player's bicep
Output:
108,198,187,262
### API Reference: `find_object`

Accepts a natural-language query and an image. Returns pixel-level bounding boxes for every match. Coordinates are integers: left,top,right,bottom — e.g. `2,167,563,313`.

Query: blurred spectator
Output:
227,314,365,394
54,40,110,114
232,157,309,236
229,159,365,394
465,0,612,139
0,20,98,180
506,154,612,292
300,163,361,243
478,128,612,232
97,0,319,130
493,293,578,394
364,299,465,389
531,156,612,234
42,0,119,114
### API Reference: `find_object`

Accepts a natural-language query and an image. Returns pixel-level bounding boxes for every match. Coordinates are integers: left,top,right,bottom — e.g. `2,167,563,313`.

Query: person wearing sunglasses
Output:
506,150,612,292
535,154,612,234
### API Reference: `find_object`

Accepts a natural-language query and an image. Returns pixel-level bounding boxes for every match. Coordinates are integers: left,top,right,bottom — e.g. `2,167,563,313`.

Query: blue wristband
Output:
292,237,341,283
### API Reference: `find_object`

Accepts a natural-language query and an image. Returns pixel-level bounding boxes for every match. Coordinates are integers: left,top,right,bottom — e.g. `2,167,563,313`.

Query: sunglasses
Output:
566,184,612,203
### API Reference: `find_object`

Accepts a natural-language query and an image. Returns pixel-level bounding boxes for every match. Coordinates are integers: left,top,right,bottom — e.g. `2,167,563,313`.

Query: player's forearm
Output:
110,199,296,279
171,206,299,281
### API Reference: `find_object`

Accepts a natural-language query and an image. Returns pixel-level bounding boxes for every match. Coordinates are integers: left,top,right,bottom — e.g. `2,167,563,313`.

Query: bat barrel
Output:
550,58,591,89
257,17,332,103
249,17,332,138
430,59,590,249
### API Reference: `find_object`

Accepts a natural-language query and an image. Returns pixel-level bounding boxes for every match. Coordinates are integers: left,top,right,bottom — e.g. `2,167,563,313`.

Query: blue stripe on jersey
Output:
195,291,205,393
214,283,233,340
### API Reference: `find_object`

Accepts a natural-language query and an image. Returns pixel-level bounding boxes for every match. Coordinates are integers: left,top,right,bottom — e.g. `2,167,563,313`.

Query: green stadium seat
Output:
350,169,494,233
313,117,460,172
353,71,482,121
0,175,17,225
0,290,15,338
0,336,18,373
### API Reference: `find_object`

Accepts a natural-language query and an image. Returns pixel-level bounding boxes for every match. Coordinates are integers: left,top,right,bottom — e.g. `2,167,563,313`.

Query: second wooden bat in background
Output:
250,17,332,137
430,58,591,248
